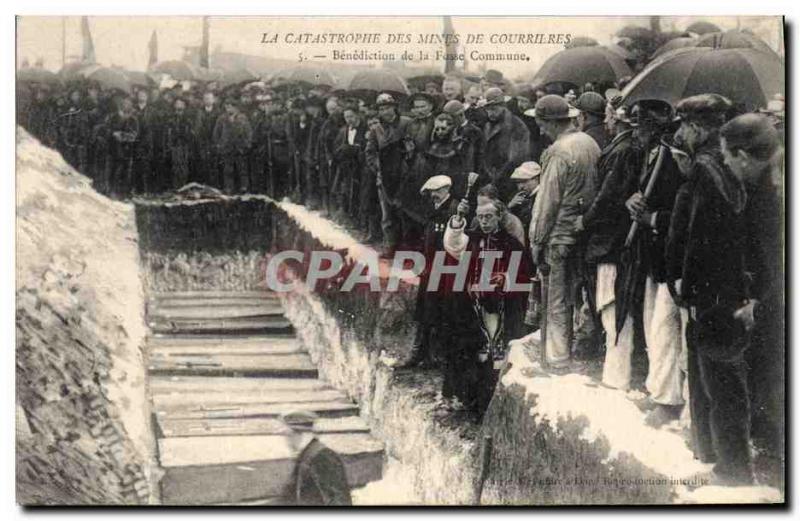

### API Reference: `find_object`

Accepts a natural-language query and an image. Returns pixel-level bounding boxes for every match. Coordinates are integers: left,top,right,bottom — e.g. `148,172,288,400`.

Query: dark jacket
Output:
483,108,530,196
665,140,748,308
583,129,637,264
289,438,352,506
583,120,610,151
365,115,412,198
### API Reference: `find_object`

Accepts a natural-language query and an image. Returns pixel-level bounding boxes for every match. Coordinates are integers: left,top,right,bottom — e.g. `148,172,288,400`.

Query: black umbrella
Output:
348,69,410,96
532,46,632,87
686,21,722,35
124,70,156,89
621,47,785,112
651,36,698,59
271,66,336,87
616,26,656,41
18,67,61,86
565,36,599,49
58,62,97,81
695,30,775,55
84,67,132,93
152,60,197,81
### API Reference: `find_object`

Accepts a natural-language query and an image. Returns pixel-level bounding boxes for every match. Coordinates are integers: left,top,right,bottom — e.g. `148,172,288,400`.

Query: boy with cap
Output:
508,161,541,240
279,410,352,506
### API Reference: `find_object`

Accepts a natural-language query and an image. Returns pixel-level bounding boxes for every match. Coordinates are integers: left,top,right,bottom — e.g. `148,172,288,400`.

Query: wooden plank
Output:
148,334,296,346
148,352,317,378
155,400,360,421
149,344,303,357
148,303,285,320
152,388,347,409
149,376,329,394
149,316,293,334
156,416,371,438
152,290,278,300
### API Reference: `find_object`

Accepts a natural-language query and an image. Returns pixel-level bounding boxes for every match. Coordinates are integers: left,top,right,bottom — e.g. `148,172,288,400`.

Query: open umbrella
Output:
273,66,336,87
152,60,197,81
58,61,97,81
686,21,722,35
605,43,635,61
621,47,785,112
124,70,155,89
565,36,599,49
406,73,445,92
194,67,224,83
83,67,132,93
219,68,259,88
532,46,632,88
616,26,655,41
348,69,410,96
17,67,61,86
651,36,698,59
695,30,776,55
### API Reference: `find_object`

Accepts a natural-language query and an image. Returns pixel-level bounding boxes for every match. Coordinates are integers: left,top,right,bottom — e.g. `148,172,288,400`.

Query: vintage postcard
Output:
15,15,785,506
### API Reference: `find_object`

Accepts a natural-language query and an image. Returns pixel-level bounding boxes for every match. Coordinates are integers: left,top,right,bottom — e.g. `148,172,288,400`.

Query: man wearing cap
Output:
318,96,346,214
666,93,753,485
279,410,352,506
507,161,541,239
481,69,507,93
442,99,486,179
192,90,221,188
406,92,437,152
213,98,253,194
575,91,610,150
365,92,413,256
102,95,140,197
331,100,368,224
615,100,686,426
482,87,530,200
401,174,460,369
529,94,600,374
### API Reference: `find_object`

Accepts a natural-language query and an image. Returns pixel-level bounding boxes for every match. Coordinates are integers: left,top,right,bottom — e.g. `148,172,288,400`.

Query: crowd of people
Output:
17,64,784,488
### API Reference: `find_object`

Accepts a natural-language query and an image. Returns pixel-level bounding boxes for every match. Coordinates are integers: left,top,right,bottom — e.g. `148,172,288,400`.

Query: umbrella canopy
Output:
152,60,197,81
406,74,445,92
194,67,224,83
616,26,655,41
621,47,785,112
272,66,336,87
124,70,155,88
348,69,410,96
686,21,722,35
605,43,635,61
58,61,97,81
565,36,599,49
695,30,775,55
219,68,259,88
651,36,698,59
532,46,632,88
84,67,132,93
17,67,61,86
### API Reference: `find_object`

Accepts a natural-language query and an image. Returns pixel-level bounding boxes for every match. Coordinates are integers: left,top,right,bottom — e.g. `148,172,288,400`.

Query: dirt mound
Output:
16,128,155,504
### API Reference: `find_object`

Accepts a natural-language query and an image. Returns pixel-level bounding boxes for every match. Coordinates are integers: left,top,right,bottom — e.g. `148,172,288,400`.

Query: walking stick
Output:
624,144,667,248
538,263,550,370
266,130,275,198
473,435,494,505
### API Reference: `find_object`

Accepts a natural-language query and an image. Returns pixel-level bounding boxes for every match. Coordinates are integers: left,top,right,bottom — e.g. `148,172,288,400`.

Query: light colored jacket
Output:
530,128,600,246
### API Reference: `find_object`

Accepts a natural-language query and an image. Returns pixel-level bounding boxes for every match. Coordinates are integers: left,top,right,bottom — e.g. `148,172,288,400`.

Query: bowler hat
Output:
575,92,606,115
529,94,580,120
480,87,506,107
483,69,505,85
629,99,673,128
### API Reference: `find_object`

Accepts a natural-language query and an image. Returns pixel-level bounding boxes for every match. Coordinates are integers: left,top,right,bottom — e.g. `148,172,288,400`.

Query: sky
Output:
16,16,783,80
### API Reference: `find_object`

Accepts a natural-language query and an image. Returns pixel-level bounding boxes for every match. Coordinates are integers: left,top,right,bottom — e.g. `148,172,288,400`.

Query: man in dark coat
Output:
720,113,785,477
102,95,139,198
318,96,346,214
56,87,90,174
332,102,368,223
280,411,352,506
193,91,222,188
666,94,753,486
401,175,460,369
575,92,610,151
365,93,414,256
481,88,530,200
166,97,194,190
213,98,253,194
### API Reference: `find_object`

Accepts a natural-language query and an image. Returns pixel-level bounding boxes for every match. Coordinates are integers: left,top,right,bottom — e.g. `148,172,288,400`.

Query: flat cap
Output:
442,99,465,115
407,92,437,106
629,99,673,127
675,93,732,123
480,87,506,106
279,410,318,431
483,69,505,85
420,175,452,193
510,161,542,180
375,92,398,106
575,92,606,115
528,94,579,120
